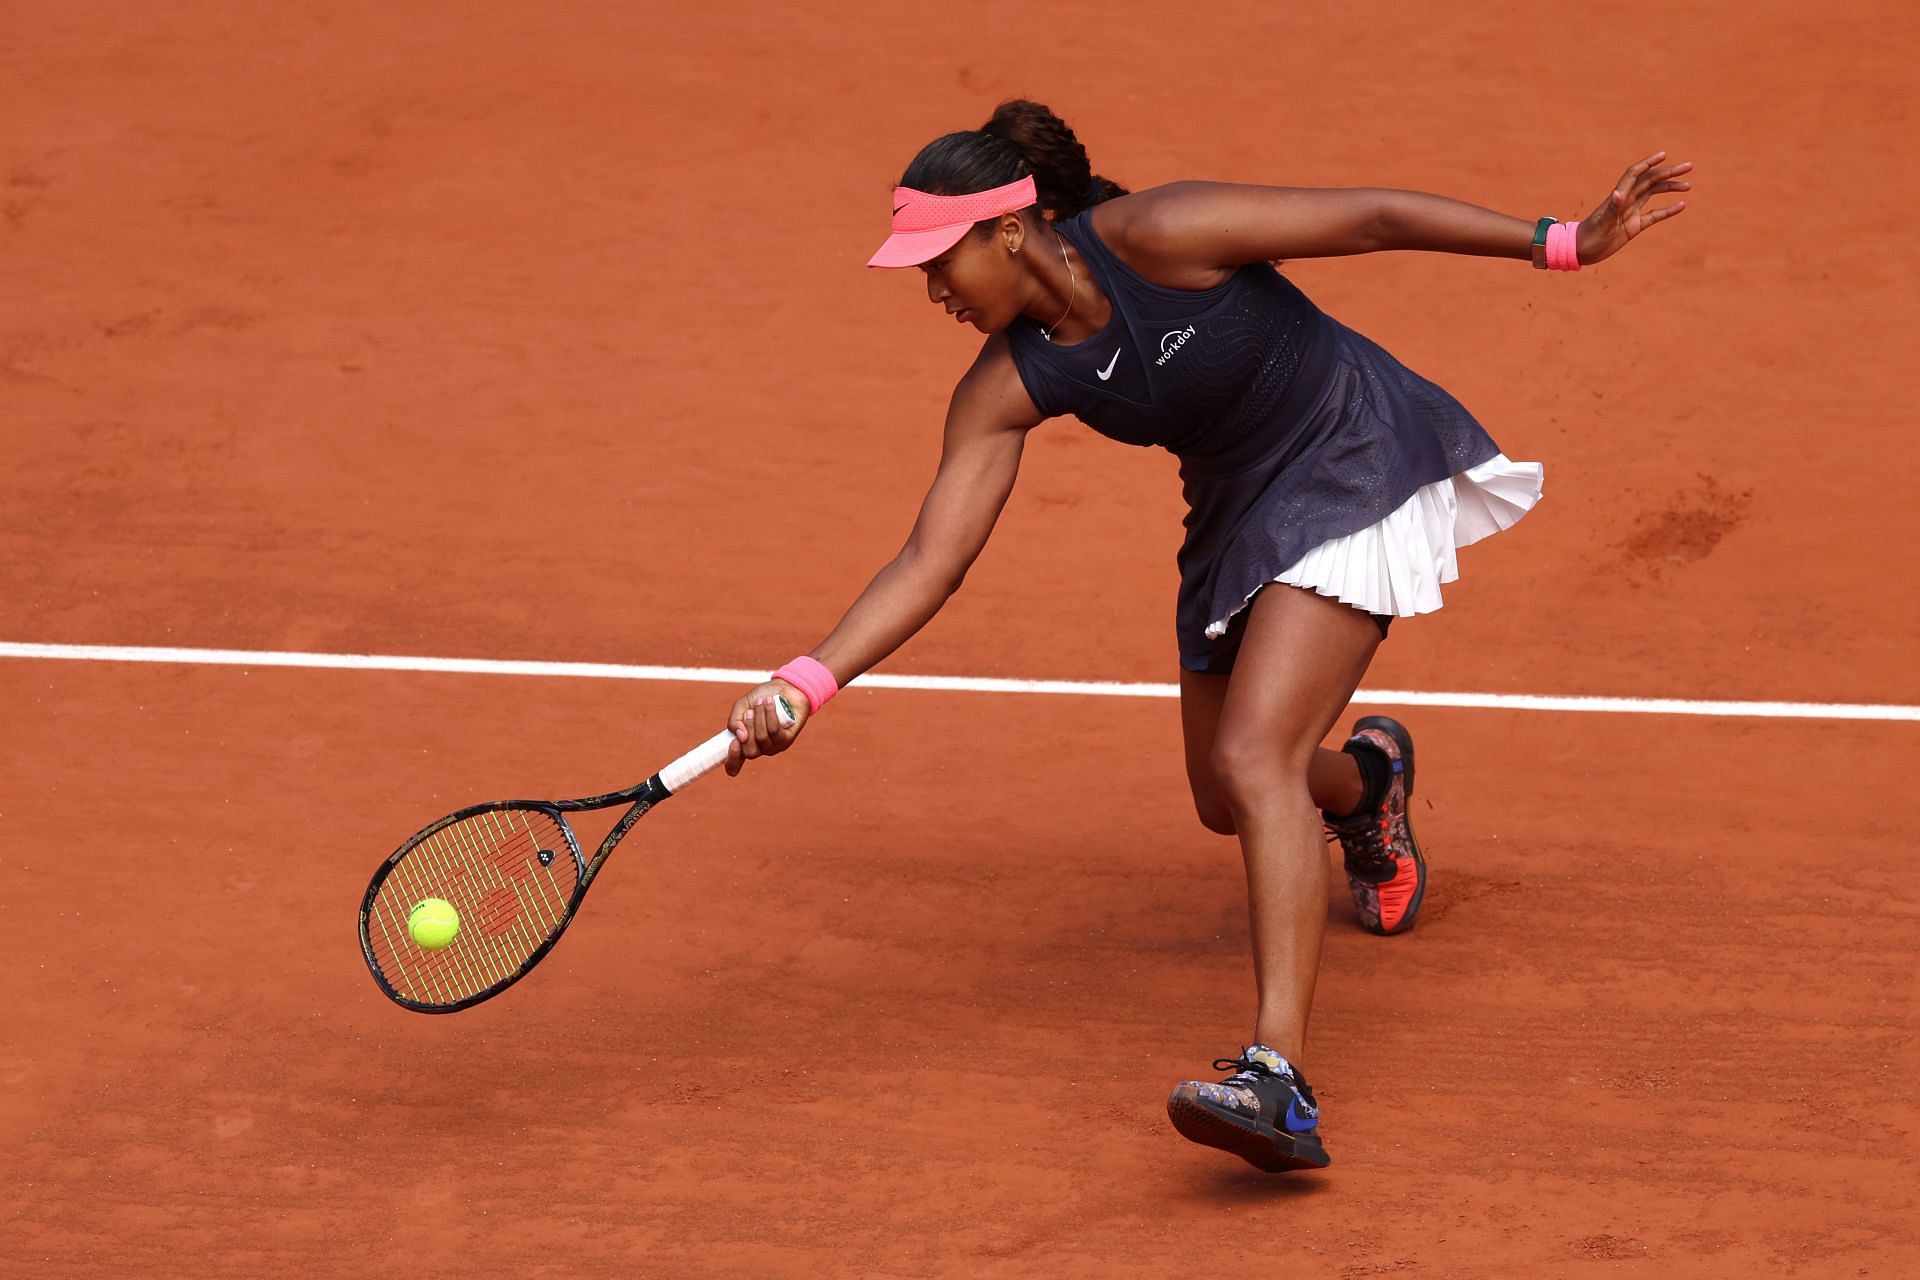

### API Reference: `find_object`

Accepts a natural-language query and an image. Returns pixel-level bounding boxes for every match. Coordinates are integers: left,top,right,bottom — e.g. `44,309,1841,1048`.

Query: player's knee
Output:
1209,728,1312,816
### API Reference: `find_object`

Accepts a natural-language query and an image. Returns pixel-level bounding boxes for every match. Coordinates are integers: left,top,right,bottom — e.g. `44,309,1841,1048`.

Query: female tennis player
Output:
721,101,1688,1172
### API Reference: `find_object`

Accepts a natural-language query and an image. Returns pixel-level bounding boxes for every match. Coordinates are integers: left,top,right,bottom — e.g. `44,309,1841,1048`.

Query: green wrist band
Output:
1531,217,1557,270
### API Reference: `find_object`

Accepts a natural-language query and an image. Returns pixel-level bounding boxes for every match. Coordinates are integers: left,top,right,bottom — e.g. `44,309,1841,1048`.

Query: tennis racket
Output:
358,697,795,1013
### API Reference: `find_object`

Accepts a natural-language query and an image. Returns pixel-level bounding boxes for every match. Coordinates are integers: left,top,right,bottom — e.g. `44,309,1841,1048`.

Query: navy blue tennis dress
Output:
1006,208,1542,674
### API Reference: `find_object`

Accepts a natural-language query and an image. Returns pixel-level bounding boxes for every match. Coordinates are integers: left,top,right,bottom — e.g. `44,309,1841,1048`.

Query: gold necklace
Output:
1038,233,1075,342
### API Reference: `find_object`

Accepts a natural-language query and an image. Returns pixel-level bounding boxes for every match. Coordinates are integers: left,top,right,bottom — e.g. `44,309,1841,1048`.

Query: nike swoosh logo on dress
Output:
1096,349,1121,380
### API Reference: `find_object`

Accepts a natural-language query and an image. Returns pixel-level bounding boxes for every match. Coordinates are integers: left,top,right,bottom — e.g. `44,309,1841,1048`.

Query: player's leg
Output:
1183,615,1426,936
1210,585,1382,1056
1180,669,1367,836
1166,584,1381,1172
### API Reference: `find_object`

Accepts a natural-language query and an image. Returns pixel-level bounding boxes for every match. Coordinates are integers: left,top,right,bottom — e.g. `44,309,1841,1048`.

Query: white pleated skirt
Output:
1203,453,1544,637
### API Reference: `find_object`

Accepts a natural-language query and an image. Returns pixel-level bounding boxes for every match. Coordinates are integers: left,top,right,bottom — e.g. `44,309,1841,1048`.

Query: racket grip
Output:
657,696,797,795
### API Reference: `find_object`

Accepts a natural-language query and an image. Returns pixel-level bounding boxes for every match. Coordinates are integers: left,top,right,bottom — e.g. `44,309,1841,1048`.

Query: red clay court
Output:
3,3,1916,1276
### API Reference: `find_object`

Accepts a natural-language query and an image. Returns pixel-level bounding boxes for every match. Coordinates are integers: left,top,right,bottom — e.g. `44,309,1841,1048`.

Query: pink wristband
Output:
1548,220,1582,272
773,656,839,714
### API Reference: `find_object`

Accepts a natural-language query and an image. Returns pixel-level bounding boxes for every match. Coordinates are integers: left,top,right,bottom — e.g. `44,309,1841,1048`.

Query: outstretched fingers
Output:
1637,163,1693,201
1612,154,1694,240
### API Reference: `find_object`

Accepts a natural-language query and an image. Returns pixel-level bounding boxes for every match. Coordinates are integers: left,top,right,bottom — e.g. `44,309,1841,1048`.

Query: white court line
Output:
2,640,1916,723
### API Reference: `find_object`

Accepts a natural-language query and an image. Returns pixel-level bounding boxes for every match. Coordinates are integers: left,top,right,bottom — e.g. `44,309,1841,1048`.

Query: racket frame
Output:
358,697,795,1014
358,776,669,1014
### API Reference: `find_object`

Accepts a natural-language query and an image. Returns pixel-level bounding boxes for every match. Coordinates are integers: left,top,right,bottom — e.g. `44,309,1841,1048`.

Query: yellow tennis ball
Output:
408,898,460,950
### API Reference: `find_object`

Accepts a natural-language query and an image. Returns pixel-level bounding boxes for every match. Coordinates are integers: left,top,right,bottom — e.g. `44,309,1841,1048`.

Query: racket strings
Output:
365,807,581,1007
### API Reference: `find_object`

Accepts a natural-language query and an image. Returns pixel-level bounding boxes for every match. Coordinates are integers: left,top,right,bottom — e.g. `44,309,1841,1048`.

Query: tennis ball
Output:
408,898,460,950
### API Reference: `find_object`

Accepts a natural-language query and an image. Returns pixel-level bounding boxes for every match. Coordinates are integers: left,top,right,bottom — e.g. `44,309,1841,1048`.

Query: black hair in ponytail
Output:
897,100,1126,237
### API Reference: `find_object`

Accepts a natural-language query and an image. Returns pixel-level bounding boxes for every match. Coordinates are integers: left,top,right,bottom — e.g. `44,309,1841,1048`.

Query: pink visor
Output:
866,175,1038,268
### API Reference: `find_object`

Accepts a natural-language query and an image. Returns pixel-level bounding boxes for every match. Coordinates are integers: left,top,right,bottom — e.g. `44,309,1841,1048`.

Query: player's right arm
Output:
725,335,1044,772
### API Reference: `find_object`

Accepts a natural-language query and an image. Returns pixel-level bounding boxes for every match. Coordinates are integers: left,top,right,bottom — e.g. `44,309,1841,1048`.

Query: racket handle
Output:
657,696,797,795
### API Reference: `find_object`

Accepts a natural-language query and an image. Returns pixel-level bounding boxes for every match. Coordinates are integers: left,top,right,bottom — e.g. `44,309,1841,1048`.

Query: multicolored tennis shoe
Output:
1326,715,1426,936
1166,1045,1329,1171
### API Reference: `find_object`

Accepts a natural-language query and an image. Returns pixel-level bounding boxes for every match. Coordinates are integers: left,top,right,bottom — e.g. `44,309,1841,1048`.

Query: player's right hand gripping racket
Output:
358,698,794,1013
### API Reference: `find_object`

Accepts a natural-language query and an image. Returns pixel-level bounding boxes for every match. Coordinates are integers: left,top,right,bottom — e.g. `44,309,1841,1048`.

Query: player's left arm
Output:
1113,153,1690,275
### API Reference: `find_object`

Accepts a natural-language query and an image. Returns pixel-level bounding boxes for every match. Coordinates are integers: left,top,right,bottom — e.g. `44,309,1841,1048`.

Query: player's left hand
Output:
1576,152,1692,266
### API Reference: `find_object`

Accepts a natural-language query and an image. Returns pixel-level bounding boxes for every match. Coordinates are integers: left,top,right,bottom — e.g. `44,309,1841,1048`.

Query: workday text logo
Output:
1155,326,1196,367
